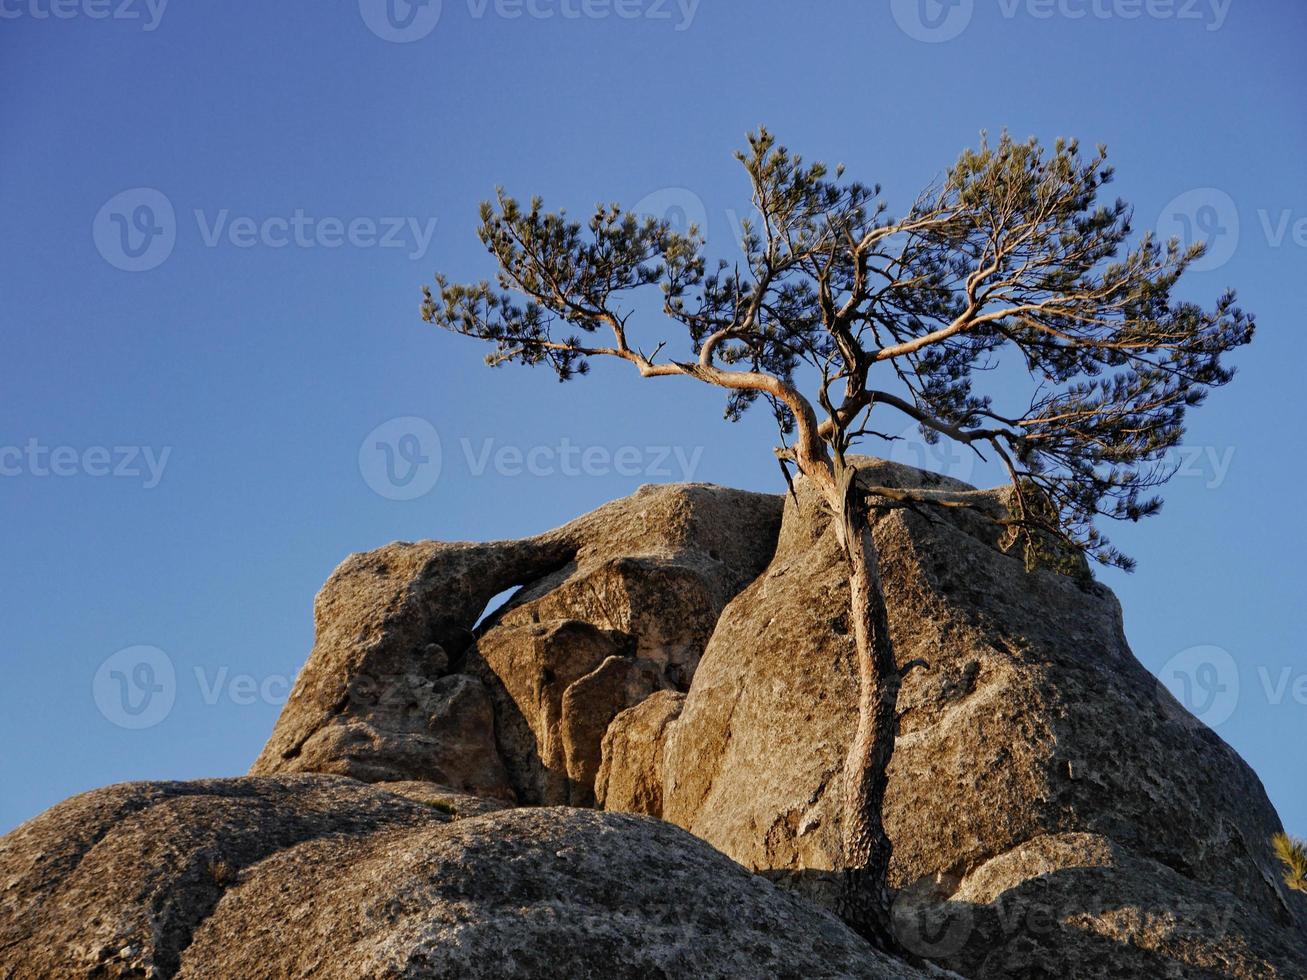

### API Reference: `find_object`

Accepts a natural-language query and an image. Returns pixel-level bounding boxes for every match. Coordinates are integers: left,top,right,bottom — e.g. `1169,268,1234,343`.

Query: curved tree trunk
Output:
832,465,901,953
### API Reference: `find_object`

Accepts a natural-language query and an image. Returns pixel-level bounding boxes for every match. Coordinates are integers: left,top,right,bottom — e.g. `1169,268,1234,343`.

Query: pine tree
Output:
423,129,1254,952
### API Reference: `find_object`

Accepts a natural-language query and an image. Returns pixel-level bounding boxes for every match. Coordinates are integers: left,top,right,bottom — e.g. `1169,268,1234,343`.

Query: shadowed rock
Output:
596,689,686,816
654,458,1307,978
0,776,451,978
0,776,937,979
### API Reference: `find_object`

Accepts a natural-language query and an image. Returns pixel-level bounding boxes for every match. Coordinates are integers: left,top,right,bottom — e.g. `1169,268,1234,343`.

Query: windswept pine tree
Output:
423,130,1254,950
1274,832,1307,893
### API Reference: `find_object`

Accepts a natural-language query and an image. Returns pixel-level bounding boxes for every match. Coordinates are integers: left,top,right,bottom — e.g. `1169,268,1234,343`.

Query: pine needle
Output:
1272,832,1307,893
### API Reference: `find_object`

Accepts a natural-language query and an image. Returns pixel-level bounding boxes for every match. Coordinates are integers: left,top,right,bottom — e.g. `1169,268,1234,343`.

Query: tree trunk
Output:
833,468,902,954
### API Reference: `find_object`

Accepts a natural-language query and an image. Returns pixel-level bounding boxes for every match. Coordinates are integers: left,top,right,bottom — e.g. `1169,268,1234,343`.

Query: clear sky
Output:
2,0,1304,836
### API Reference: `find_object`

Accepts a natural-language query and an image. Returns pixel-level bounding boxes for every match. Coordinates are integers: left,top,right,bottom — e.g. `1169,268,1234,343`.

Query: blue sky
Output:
1,0,1304,836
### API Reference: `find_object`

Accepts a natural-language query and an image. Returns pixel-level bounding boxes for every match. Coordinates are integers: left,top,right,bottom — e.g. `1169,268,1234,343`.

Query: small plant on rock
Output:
1273,832,1307,893
206,857,235,888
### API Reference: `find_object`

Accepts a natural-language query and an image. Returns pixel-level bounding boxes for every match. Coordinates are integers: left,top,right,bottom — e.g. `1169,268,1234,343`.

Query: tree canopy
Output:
425,129,1253,572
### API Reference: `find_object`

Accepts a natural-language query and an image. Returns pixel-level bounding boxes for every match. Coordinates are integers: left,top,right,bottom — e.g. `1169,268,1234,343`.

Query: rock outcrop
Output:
7,460,1304,978
252,483,783,806
0,775,934,979
247,538,565,797
649,459,1307,977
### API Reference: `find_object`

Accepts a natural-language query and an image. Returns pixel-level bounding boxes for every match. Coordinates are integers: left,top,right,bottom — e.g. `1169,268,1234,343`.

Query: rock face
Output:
248,538,566,797
595,689,686,816
654,459,1307,977
9,461,1305,978
0,775,933,980
252,483,783,807
924,830,1307,978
